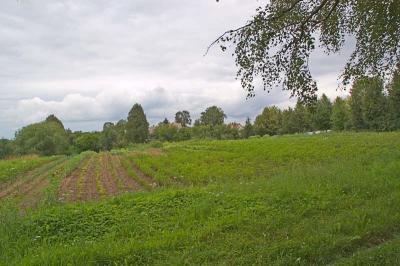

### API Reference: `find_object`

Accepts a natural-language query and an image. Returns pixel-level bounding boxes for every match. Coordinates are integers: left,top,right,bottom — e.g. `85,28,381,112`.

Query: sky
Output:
0,0,351,139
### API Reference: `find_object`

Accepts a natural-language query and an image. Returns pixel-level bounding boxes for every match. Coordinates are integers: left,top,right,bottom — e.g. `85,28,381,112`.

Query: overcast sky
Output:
0,0,350,138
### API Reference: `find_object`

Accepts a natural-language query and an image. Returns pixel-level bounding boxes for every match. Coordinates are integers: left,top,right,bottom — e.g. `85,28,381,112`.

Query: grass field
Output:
1,132,400,265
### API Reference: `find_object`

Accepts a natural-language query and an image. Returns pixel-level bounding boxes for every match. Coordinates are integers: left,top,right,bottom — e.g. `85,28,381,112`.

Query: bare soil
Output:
19,176,51,210
0,158,64,200
131,161,158,189
12,152,165,204
99,153,119,197
80,155,99,202
110,155,143,192
146,148,163,156
58,156,91,202
58,154,145,203
2,152,163,205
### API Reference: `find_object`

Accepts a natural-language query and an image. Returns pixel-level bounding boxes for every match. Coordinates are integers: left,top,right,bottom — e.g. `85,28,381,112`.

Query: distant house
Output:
149,125,156,135
170,122,183,129
305,130,331,135
228,122,243,130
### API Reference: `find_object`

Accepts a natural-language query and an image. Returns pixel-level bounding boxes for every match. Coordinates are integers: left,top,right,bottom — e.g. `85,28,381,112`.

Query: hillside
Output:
1,132,400,265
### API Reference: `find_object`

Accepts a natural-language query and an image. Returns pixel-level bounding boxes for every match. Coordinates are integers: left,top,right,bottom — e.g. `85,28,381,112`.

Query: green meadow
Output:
1,132,400,265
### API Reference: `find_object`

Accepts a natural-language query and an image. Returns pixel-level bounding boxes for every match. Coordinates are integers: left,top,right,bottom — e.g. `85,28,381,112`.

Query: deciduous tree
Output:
293,100,312,133
45,114,64,129
312,94,332,131
212,0,400,102
75,133,101,153
102,122,117,151
254,106,282,136
14,120,69,156
281,107,297,134
0,139,13,159
175,111,192,127
349,79,366,130
387,69,400,130
331,97,350,131
361,77,386,130
200,106,226,126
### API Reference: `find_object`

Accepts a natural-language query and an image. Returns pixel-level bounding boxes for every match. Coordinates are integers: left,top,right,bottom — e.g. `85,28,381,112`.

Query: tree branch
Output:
204,23,253,56
204,0,305,56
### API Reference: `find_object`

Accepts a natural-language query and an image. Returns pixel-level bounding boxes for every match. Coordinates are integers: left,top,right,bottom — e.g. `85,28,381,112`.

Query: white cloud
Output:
8,83,292,131
0,0,349,138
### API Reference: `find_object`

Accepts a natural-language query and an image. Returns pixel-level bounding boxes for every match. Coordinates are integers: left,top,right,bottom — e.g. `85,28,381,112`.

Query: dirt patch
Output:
59,153,144,203
19,176,51,210
0,179,28,199
105,153,125,191
17,175,49,197
0,158,70,211
146,148,164,156
58,169,78,202
58,156,91,202
80,155,99,202
99,153,119,197
0,158,64,200
130,161,158,189
110,155,143,192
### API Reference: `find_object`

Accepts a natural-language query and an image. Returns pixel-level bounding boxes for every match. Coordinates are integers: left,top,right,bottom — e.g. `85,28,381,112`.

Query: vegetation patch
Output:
94,155,106,198
1,132,400,265
0,156,56,184
120,155,152,191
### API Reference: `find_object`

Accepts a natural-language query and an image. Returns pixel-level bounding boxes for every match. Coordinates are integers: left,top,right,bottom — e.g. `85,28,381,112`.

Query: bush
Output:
74,133,101,153
0,139,13,159
14,121,69,156
175,127,192,141
149,141,163,148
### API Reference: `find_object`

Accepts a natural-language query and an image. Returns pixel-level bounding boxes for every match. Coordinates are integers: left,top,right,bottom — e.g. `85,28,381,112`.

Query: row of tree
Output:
151,74,399,140
0,73,399,158
0,104,234,157
103,105,231,145
252,74,400,136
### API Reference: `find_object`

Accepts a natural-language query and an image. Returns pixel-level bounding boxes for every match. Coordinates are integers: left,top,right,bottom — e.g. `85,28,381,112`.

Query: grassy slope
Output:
1,132,400,265
0,156,58,184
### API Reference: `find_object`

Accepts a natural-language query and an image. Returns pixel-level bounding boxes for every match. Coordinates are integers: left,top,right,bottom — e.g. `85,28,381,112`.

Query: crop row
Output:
0,156,59,184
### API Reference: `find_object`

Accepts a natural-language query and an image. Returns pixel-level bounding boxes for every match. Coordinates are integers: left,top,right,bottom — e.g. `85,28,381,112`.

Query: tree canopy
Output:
254,106,282,136
312,94,332,131
387,69,400,130
212,0,400,102
175,111,192,127
13,120,69,156
200,106,226,126
331,96,350,131
102,122,118,151
75,133,102,153
0,139,13,159
45,114,64,129
126,103,149,143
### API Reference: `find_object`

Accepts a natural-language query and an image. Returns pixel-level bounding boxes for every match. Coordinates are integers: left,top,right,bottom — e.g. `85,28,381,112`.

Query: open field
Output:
1,132,400,265
57,152,155,202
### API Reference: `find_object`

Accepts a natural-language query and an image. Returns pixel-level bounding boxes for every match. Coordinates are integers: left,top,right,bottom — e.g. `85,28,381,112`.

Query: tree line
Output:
253,74,400,135
0,73,399,158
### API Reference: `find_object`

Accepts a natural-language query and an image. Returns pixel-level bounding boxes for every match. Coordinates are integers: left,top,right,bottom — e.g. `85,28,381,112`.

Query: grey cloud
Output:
0,0,348,138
